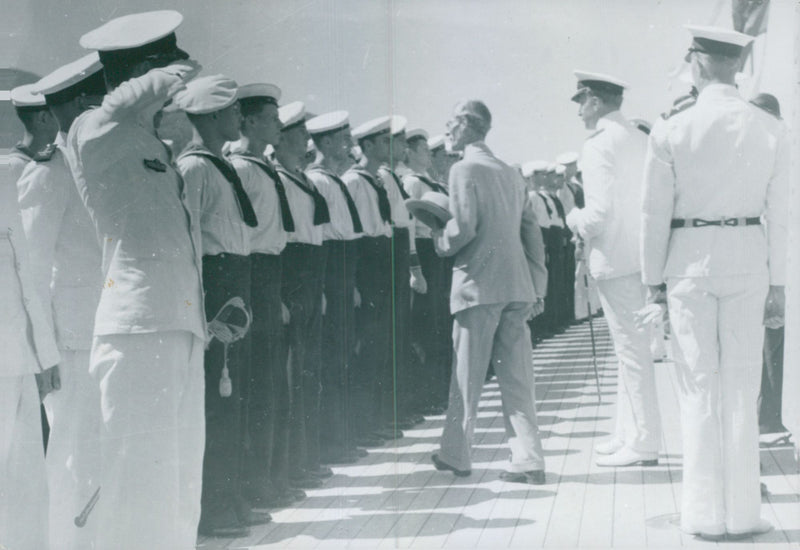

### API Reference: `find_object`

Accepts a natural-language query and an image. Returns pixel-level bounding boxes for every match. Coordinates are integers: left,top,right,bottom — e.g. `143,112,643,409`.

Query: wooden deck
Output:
198,318,800,549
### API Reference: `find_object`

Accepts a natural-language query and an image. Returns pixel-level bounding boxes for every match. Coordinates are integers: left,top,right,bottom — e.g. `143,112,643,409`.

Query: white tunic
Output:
566,110,647,281
17,133,102,351
0,158,60,375
641,84,789,286
229,150,288,255
343,168,392,238
66,65,206,339
306,165,361,242
178,145,251,257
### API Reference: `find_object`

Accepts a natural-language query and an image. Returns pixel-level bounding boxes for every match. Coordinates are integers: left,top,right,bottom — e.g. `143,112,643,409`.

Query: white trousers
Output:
596,273,661,453
0,374,48,550
90,331,205,550
43,349,101,550
667,274,768,535
439,302,545,473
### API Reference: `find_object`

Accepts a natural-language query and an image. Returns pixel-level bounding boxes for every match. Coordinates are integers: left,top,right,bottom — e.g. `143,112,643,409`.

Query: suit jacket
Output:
641,84,789,286
434,142,547,314
0,158,60,376
17,133,102,351
66,65,206,339
566,110,647,281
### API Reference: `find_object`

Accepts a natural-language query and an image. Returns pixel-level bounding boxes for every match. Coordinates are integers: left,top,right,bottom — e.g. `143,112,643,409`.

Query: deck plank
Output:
196,317,799,550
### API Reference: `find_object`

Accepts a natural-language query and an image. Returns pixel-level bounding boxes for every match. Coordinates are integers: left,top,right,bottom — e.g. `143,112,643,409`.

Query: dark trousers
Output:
200,253,251,525
759,326,786,433
280,242,326,477
353,236,392,436
543,226,567,331
411,238,450,409
320,239,359,458
242,253,282,499
390,227,413,421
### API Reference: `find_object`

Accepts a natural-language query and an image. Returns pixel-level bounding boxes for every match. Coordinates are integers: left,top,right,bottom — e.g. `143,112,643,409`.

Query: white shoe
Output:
594,439,624,455
727,519,773,540
595,447,658,467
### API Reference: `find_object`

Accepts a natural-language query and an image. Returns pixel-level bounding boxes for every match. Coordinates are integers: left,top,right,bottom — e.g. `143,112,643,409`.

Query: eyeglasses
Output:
445,115,469,130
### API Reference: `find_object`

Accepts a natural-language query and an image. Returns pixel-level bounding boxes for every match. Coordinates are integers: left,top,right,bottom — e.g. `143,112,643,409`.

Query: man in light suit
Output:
430,100,548,484
565,71,661,468
642,26,788,540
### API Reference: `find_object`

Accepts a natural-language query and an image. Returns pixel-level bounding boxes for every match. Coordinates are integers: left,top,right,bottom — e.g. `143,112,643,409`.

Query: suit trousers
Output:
281,243,326,476
320,239,359,458
412,238,449,409
595,274,661,453
43,349,101,550
90,331,205,550
243,253,283,499
667,273,768,535
439,301,545,473
0,374,48,550
353,236,392,436
201,254,251,526
758,326,785,433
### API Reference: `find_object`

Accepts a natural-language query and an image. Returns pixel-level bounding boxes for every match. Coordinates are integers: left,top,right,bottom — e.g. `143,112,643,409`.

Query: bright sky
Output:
7,0,731,163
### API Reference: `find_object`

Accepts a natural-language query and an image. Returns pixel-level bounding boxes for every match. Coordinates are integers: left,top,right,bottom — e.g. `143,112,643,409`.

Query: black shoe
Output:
321,451,359,465
352,447,368,457
499,470,546,485
431,454,471,477
392,418,416,430
289,475,324,489
283,487,306,502
422,404,446,415
238,508,272,526
372,427,403,440
309,465,334,478
247,488,295,509
198,522,251,538
355,436,385,448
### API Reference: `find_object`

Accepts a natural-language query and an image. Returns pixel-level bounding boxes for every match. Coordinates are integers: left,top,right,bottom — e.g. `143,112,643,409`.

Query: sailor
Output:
305,110,366,465
402,128,451,414
642,26,788,539
566,70,661,468
175,74,271,537
379,115,426,431
68,11,206,548
227,83,303,508
17,52,105,550
274,100,333,486
342,115,396,447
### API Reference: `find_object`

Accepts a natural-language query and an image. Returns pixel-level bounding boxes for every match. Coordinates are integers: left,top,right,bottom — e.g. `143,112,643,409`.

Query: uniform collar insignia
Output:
143,157,167,172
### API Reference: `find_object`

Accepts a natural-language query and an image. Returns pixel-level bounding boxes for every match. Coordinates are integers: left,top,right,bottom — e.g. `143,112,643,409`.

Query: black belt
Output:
671,217,761,229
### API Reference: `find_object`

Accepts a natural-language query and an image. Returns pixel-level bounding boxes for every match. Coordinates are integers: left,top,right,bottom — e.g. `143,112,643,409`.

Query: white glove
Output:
410,266,427,294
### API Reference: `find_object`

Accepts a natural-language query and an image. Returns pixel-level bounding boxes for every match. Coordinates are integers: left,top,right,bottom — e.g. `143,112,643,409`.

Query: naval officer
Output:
67,11,206,549
8,84,58,183
642,26,788,540
566,70,661,467
17,52,105,550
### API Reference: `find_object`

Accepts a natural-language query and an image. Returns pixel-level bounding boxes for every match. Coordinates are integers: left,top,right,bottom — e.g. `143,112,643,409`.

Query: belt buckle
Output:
721,216,739,227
